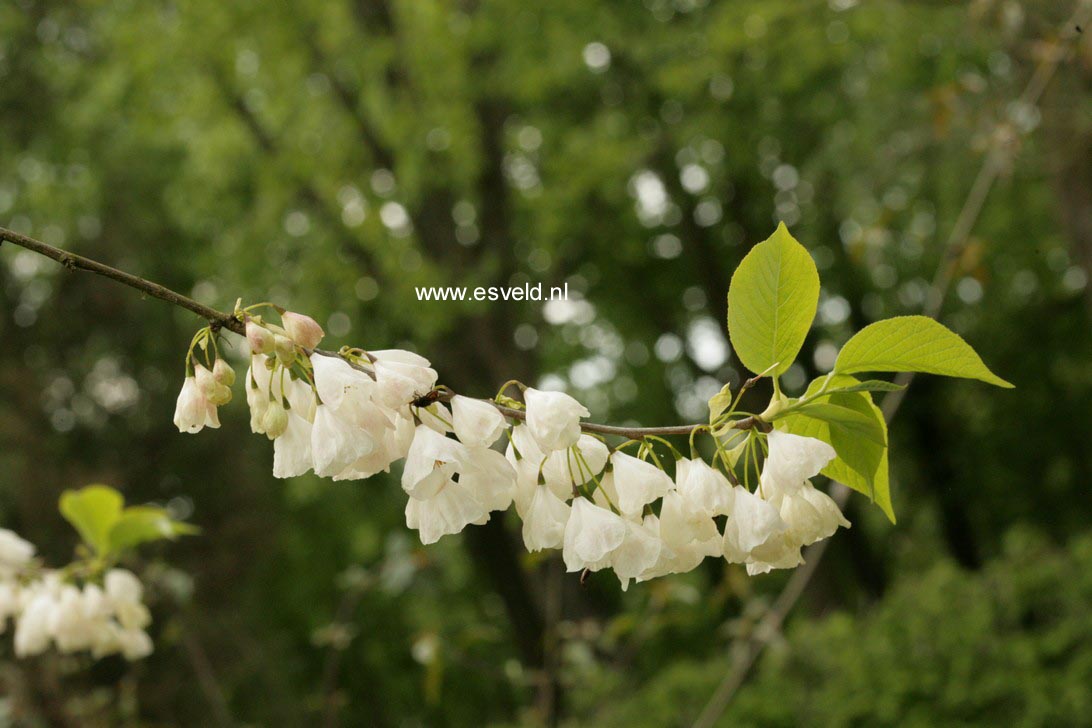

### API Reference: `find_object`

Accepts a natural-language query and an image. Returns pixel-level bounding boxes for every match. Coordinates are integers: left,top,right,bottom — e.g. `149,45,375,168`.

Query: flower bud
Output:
262,400,289,439
207,383,232,406
212,358,236,386
274,334,296,365
194,363,218,398
282,311,325,349
246,321,275,355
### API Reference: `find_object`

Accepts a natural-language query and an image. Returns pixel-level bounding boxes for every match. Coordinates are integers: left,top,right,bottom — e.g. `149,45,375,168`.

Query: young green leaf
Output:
59,485,124,555
707,383,734,423
834,315,1013,388
109,507,199,553
727,223,819,377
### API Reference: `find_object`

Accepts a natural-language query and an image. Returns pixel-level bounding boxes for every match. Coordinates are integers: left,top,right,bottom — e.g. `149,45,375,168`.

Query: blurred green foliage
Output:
1,0,1089,725
573,529,1092,727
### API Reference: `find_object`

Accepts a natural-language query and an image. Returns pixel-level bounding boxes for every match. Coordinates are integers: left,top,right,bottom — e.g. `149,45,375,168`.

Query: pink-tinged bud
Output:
246,321,275,355
282,311,325,350
274,334,296,365
213,358,236,386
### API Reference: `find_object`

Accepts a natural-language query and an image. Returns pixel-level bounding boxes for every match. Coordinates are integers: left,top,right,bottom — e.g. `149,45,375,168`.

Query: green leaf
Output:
727,223,820,377
834,315,1013,388
109,507,198,553
779,376,895,523
59,485,124,555
707,384,734,422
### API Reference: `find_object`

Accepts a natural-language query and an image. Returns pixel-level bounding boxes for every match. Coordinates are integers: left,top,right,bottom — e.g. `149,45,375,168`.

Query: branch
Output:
0,226,244,336
0,227,766,440
690,6,1091,726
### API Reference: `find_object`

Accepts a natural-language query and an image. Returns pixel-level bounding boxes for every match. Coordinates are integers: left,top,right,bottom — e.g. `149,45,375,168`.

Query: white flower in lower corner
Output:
562,497,626,572
451,395,506,448
521,486,571,552
14,589,56,657
607,452,673,518
0,529,35,574
675,457,735,517
172,376,219,433
273,411,315,478
524,388,589,452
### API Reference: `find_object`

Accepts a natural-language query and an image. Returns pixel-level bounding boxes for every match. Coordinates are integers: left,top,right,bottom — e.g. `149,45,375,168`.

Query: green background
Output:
1,0,1090,725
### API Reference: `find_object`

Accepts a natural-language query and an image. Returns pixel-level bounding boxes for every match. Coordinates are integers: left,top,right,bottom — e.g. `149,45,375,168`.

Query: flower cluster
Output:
173,306,852,588
0,529,153,660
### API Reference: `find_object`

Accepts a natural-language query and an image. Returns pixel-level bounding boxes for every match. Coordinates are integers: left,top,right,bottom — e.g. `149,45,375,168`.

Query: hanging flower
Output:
451,395,506,448
606,451,673,518
562,497,627,573
675,457,735,517
521,486,571,552
172,375,219,433
523,388,589,452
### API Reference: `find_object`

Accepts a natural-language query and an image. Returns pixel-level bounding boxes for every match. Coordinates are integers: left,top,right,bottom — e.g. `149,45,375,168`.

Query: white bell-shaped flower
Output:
404,477,488,545
608,452,673,518
311,353,375,410
311,404,376,477
172,376,219,433
722,485,787,563
562,497,626,572
675,457,735,516
777,483,852,546
334,414,415,481
401,426,466,498
451,395,506,448
521,486,571,552
524,388,589,452
272,411,315,478
457,448,517,513
611,517,662,591
637,515,711,583
658,490,721,554
762,429,836,495
745,532,805,575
